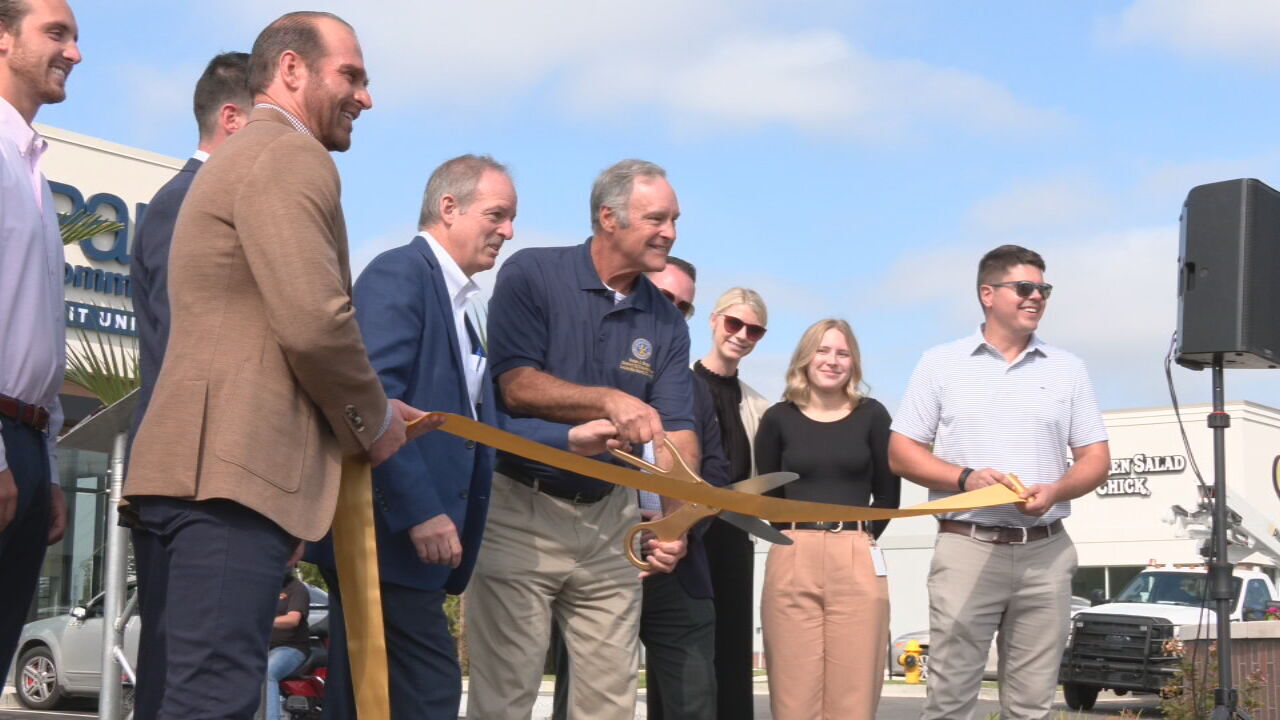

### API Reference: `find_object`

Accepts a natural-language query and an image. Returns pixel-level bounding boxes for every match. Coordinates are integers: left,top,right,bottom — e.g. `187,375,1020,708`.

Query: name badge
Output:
870,545,888,577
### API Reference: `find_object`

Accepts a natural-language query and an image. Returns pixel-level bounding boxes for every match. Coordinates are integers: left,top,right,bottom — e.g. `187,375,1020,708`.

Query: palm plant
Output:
59,211,137,405
59,208,125,246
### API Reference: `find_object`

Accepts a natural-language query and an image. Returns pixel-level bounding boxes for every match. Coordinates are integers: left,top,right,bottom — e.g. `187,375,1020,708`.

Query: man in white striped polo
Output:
888,244,1111,720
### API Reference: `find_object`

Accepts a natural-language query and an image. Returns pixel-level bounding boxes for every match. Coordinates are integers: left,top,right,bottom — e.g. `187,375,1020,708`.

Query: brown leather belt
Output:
939,518,1063,544
0,393,49,432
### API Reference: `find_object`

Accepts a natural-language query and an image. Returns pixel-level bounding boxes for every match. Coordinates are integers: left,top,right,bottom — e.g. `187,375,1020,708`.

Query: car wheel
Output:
1063,682,1099,711
17,646,63,710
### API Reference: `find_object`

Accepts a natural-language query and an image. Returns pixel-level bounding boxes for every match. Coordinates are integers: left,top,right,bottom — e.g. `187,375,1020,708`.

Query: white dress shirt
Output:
421,233,484,417
0,97,66,478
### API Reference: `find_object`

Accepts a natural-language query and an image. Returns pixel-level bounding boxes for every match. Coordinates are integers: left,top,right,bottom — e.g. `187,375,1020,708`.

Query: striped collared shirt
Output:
891,326,1108,527
254,103,312,136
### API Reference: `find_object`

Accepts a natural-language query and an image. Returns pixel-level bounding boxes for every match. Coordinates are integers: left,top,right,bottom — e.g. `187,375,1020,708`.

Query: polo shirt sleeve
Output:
647,321,695,433
890,350,941,444
486,252,547,380
1067,358,1109,448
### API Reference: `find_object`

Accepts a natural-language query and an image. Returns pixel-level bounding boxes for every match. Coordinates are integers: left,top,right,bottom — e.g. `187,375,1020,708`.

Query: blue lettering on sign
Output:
63,263,132,297
65,301,137,337
49,180,146,267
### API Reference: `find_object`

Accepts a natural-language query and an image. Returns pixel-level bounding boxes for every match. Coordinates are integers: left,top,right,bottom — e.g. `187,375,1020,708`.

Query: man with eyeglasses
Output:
888,244,1111,720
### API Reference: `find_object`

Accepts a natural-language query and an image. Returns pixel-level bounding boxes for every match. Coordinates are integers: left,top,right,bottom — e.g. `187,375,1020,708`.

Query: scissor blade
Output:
726,471,799,496
718,510,793,545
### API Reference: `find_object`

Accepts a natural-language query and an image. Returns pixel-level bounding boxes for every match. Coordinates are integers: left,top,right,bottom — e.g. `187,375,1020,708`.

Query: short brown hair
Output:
976,244,1045,295
193,52,251,140
0,0,30,35
247,11,352,96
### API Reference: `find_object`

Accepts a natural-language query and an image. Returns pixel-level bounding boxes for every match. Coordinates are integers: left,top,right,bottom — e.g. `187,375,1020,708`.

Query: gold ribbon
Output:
331,458,392,720
424,412,1026,520
331,411,1027,717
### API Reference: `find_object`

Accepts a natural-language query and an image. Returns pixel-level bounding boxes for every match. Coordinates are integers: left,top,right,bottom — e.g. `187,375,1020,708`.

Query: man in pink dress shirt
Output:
0,0,80,685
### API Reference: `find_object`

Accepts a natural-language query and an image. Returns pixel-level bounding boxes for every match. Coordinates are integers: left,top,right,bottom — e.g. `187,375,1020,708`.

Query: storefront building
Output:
27,124,180,621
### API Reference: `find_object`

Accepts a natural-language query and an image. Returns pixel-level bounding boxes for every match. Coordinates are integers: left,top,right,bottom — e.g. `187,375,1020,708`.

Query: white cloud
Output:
211,0,1059,142
967,175,1111,234
1103,0,1280,63
116,62,204,145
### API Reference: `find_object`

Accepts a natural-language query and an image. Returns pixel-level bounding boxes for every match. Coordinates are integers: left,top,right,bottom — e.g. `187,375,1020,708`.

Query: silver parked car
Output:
11,588,140,710
10,582,328,710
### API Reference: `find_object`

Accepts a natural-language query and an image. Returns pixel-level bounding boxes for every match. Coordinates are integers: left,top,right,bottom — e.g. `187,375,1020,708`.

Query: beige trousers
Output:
761,529,889,720
464,473,641,720
922,529,1077,720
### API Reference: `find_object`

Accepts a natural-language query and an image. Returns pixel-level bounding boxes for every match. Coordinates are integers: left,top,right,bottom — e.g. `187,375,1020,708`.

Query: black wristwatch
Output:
957,467,974,492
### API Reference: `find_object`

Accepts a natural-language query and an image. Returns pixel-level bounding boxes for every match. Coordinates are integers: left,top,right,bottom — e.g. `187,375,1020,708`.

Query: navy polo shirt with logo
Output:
487,239,696,498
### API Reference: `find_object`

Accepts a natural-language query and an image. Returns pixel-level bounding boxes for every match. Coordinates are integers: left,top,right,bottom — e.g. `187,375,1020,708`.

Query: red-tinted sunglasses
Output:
719,313,767,341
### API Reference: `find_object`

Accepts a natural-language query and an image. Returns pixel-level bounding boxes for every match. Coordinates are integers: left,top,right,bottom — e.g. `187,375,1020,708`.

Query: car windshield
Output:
1113,572,1241,608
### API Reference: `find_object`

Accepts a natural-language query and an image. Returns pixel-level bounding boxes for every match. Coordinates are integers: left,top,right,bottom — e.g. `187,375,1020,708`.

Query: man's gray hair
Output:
0,0,30,34
418,154,509,229
590,159,666,233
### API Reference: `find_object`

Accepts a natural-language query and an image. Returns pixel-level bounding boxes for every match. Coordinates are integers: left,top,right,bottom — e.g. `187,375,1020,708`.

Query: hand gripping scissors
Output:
609,437,800,572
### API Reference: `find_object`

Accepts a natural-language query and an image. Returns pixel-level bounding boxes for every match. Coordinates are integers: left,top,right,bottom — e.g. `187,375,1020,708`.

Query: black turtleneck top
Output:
694,360,753,484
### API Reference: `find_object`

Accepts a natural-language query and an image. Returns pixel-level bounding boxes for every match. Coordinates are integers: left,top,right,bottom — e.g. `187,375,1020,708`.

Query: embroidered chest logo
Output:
620,337,655,378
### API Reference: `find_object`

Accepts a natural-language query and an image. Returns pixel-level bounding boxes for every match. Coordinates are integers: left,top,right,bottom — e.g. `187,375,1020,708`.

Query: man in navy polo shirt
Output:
466,159,699,720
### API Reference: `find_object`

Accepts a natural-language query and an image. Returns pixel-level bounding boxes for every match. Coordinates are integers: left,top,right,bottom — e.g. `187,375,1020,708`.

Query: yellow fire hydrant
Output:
898,640,924,684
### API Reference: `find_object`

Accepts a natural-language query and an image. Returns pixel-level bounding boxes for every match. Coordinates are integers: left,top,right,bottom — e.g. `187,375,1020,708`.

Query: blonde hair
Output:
711,287,768,327
783,318,864,407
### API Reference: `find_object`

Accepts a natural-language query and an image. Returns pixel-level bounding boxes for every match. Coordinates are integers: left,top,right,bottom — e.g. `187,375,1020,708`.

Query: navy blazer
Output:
128,156,202,444
307,237,495,594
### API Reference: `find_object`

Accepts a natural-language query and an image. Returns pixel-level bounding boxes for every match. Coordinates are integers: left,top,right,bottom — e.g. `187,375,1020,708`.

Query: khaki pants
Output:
922,529,1077,720
465,473,641,720
761,529,888,720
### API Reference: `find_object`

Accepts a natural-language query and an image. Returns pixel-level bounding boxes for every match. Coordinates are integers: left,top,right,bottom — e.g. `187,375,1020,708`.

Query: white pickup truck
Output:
1058,564,1279,711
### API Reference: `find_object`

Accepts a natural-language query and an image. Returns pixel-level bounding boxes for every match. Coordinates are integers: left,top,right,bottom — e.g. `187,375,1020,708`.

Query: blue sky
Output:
41,0,1280,411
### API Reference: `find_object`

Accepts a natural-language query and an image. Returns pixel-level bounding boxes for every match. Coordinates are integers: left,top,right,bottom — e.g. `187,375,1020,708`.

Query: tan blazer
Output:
125,109,387,541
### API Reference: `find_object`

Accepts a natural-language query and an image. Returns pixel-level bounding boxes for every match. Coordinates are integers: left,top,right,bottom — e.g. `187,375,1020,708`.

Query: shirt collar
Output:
420,232,479,307
0,96,46,164
572,237,653,310
969,324,1049,359
192,150,210,163
253,103,313,136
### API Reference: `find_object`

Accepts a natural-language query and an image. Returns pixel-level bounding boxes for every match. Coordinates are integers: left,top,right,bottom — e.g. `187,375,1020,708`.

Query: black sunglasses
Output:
658,289,694,319
719,313,767,341
987,281,1053,299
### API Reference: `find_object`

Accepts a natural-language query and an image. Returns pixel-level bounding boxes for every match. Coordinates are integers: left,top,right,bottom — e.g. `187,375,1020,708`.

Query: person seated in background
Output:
265,560,310,720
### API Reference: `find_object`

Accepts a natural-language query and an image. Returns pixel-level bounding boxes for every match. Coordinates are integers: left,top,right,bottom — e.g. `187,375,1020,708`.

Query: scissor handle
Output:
1006,473,1028,495
624,503,718,571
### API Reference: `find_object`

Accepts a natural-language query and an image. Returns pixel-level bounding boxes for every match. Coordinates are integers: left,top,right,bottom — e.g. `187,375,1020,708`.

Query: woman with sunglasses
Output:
756,318,900,720
692,287,771,720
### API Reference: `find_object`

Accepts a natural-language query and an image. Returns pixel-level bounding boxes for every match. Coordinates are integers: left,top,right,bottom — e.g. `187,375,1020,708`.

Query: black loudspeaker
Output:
1176,178,1280,370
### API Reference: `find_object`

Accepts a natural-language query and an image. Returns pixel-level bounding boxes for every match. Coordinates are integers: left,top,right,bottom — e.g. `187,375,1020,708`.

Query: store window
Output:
30,448,110,622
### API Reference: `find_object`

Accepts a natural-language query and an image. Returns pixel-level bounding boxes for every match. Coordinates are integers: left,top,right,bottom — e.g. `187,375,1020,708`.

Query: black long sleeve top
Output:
754,398,901,538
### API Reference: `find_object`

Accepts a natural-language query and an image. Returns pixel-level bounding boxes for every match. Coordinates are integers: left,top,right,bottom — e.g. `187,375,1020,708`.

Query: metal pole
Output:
99,430,129,720
1207,358,1243,719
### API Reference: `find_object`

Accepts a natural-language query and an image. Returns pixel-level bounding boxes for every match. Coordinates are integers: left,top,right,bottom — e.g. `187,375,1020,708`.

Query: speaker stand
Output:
1207,357,1251,720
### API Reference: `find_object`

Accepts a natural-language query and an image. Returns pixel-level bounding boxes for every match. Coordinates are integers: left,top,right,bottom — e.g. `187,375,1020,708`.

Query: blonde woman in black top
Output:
755,318,900,720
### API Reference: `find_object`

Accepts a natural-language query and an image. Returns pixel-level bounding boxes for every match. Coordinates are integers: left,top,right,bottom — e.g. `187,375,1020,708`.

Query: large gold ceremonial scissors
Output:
609,438,799,572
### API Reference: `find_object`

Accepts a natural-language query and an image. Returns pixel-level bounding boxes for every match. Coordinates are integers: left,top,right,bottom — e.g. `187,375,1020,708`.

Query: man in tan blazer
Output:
124,12,432,719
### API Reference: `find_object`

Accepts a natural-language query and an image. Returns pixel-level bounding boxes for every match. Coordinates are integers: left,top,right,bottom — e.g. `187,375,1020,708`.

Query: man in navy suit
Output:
124,50,250,720
129,50,250,443
309,155,518,719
